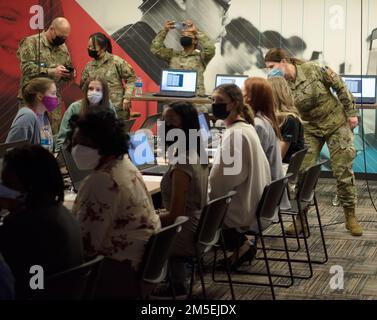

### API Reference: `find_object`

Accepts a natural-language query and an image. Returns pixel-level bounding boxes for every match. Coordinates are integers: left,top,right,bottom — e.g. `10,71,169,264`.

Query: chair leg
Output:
168,260,176,300
297,206,313,278
188,262,195,298
258,227,276,300
196,253,207,299
220,232,236,300
278,212,294,286
312,197,328,264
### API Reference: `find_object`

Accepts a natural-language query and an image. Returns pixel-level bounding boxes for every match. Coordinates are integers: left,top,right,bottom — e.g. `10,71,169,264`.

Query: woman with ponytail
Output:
6,77,58,152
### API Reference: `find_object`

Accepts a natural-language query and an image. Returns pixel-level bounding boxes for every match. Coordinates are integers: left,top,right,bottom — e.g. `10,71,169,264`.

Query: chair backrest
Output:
256,174,292,221
140,113,161,130
195,191,237,254
141,216,188,284
0,140,29,158
44,255,104,300
124,118,136,133
61,145,92,192
297,160,328,203
286,147,308,182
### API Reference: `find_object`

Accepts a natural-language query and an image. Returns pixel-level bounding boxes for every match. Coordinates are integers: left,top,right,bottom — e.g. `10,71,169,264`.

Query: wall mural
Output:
1,0,377,173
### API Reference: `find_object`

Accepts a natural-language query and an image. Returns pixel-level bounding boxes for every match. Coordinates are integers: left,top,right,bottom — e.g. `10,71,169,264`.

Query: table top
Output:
130,93,212,104
63,175,162,211
356,103,377,109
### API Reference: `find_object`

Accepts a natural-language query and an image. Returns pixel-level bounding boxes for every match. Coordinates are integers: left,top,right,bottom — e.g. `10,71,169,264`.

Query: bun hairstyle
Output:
90,32,113,53
22,77,55,106
264,47,306,65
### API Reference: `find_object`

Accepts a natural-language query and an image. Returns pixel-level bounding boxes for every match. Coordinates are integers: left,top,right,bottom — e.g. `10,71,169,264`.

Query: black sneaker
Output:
149,283,188,300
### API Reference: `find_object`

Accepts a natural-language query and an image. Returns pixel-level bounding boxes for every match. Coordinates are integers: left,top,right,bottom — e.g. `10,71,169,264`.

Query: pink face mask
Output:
42,96,59,112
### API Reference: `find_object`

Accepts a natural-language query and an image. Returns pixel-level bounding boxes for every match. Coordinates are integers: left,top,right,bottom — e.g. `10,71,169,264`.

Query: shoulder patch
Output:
321,66,337,79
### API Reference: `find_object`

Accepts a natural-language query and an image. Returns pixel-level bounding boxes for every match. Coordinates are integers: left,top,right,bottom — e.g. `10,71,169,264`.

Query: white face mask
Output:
87,90,103,105
71,144,101,170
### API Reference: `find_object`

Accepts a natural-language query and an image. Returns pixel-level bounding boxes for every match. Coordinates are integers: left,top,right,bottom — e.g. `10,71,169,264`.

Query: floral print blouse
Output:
72,156,161,270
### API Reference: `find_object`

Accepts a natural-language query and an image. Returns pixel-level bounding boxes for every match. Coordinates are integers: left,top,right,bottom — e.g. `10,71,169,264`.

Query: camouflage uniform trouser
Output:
301,122,357,208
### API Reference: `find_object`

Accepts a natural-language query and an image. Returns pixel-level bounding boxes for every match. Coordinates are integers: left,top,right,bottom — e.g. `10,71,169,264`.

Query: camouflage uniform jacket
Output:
288,61,358,136
150,30,215,96
17,32,73,99
80,52,136,109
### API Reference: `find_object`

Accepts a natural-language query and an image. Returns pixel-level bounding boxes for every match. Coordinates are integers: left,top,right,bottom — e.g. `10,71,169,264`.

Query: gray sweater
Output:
5,107,48,145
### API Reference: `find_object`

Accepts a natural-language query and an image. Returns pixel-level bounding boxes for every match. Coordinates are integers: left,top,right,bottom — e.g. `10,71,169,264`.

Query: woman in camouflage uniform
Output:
81,33,136,120
264,48,362,236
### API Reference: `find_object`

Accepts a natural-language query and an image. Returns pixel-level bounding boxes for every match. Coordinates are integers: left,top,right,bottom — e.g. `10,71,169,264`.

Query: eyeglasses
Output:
214,0,231,13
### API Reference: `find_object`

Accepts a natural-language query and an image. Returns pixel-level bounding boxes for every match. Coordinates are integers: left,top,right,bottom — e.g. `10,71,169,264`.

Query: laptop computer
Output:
61,145,92,193
128,131,169,176
341,75,377,104
140,113,162,130
198,113,220,156
215,74,248,89
153,69,197,98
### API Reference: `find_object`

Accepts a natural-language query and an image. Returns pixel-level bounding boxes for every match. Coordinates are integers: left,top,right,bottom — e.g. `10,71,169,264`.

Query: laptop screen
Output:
341,75,377,104
128,132,155,166
160,69,197,93
215,74,248,89
198,113,211,142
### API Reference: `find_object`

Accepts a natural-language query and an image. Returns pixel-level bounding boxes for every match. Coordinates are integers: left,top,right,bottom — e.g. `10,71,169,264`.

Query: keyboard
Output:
141,164,169,176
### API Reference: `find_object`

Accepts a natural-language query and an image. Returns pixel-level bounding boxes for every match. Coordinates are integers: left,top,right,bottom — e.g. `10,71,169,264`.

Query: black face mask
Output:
52,36,65,46
212,103,230,120
180,36,193,47
164,125,179,147
88,49,99,59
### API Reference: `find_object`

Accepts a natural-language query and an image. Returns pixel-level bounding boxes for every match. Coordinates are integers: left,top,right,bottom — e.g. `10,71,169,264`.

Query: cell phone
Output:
65,66,74,73
175,22,187,31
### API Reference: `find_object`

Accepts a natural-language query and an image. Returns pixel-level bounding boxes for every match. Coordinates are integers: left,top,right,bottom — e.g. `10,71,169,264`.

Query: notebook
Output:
128,131,168,176
153,69,197,98
341,75,377,104
215,74,248,89
198,113,220,155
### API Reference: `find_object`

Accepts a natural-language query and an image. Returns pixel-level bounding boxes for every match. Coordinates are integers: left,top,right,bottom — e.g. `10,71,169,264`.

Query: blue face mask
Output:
267,68,285,79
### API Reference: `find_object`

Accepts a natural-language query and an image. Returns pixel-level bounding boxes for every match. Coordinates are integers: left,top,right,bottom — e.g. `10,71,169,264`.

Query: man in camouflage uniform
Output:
265,48,362,236
17,17,74,134
80,50,136,120
151,20,215,112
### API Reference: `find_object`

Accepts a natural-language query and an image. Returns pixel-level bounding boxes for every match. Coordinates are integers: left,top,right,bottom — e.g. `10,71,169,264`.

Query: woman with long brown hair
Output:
56,76,116,151
268,75,304,164
243,77,284,182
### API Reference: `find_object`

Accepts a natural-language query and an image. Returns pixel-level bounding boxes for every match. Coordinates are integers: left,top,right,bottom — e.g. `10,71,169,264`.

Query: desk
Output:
63,175,162,211
130,93,212,117
356,104,377,109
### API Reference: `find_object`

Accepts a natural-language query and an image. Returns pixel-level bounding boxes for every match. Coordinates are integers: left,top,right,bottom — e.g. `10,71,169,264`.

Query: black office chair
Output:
140,216,189,299
172,191,237,300
42,255,105,300
212,176,293,300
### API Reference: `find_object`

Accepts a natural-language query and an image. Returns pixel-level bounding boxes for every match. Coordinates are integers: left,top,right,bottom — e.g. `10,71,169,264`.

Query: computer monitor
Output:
160,69,197,94
341,75,377,104
128,132,155,166
215,74,248,89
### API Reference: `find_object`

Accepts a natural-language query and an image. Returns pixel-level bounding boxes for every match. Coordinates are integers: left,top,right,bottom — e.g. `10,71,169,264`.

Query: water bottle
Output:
135,76,143,96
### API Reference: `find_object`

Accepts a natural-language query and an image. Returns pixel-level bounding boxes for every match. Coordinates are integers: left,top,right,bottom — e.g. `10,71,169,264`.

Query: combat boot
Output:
285,213,309,236
344,207,363,236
